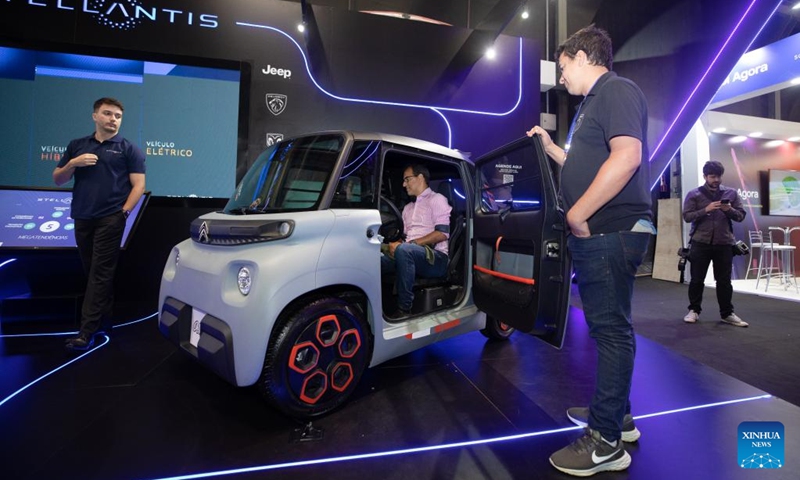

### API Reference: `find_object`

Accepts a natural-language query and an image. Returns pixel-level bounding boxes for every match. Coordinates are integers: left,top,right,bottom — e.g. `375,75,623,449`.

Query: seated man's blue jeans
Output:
567,231,649,442
381,243,448,311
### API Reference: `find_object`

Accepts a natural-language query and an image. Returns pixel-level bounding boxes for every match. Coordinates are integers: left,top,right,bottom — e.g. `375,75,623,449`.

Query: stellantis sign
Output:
711,31,800,107
7,0,219,30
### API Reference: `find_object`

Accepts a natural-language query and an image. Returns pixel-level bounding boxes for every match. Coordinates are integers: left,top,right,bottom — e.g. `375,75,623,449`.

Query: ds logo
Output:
262,65,292,79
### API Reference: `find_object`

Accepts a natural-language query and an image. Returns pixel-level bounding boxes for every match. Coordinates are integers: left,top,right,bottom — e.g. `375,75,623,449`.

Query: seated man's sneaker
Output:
721,313,748,327
683,310,699,323
550,428,631,477
65,332,95,351
566,407,641,442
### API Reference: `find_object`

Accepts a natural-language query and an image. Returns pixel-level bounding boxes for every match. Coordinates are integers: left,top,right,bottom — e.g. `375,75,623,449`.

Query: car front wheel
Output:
480,315,515,341
259,296,372,418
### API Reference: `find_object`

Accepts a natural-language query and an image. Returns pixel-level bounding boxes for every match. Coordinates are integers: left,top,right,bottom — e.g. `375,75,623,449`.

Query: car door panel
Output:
472,136,570,348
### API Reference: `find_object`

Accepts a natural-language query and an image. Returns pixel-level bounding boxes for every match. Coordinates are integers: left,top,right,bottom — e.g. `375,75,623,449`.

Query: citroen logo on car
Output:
198,221,210,243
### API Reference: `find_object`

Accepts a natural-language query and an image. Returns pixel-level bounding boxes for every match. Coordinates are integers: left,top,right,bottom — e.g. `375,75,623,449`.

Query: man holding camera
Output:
682,160,748,327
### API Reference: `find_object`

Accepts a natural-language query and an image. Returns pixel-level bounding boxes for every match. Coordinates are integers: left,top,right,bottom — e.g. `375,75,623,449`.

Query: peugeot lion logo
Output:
266,133,284,146
198,221,210,243
266,94,287,116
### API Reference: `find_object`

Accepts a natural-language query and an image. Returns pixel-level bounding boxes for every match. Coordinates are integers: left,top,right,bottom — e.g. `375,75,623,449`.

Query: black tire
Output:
259,297,372,418
480,315,515,341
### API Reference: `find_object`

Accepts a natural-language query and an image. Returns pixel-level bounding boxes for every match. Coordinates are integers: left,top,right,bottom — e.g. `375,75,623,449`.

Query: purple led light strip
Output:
236,22,523,117
650,0,784,190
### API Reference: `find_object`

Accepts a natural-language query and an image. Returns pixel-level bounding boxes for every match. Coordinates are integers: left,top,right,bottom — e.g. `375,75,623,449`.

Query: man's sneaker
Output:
721,313,748,327
566,407,641,442
64,331,95,352
549,428,631,477
683,310,700,323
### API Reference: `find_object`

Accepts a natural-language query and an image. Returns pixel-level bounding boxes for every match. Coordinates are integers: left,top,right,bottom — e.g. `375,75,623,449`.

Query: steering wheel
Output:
379,195,404,243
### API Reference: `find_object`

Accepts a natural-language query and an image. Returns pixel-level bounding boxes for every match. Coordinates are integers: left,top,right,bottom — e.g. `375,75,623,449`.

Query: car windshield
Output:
224,134,345,214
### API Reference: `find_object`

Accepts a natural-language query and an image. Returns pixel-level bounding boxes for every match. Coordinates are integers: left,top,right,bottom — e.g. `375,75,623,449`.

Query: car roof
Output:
301,130,473,164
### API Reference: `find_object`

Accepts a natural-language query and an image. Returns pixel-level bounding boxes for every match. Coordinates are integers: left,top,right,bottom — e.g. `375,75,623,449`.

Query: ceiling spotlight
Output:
486,47,497,60
764,140,785,148
791,77,800,85
711,127,727,133
793,2,800,10
788,136,800,142
521,10,529,19
297,23,306,33
730,136,747,143
749,131,763,137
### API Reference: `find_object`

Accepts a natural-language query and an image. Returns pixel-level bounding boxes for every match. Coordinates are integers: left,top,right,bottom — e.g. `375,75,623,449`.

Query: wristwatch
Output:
123,209,131,219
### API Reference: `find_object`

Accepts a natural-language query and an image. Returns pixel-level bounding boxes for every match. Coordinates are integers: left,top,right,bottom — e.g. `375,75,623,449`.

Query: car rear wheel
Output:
480,315,515,340
259,296,372,418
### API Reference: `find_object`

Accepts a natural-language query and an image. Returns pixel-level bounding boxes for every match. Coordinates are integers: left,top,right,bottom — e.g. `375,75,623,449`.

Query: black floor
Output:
1,277,798,480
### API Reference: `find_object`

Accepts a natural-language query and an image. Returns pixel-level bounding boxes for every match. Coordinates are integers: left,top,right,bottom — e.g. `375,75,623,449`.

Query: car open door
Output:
471,135,570,348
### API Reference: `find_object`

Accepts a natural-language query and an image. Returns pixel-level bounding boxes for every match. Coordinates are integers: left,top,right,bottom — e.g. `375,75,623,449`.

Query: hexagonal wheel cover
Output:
289,341,320,374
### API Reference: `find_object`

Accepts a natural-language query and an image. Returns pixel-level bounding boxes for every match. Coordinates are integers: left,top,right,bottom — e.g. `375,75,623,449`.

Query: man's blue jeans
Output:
381,243,448,311
567,231,650,442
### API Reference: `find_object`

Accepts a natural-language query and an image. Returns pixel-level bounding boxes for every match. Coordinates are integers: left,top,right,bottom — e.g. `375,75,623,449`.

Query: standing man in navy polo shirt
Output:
527,25,653,476
54,97,146,351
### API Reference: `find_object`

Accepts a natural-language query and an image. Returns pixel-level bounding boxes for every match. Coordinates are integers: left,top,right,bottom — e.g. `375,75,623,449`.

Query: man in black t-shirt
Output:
527,25,653,477
54,97,146,351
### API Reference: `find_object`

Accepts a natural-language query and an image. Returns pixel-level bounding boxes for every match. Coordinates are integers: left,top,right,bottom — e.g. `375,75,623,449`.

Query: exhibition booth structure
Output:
672,31,800,301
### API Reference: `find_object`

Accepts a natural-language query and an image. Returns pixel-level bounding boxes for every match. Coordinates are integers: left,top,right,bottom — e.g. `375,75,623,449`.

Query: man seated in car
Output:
381,164,451,319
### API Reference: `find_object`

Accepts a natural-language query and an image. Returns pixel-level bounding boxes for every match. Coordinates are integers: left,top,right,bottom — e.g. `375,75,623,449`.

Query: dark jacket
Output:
683,185,746,245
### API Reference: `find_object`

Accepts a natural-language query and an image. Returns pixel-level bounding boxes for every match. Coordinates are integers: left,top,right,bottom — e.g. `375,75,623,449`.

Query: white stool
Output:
745,230,764,280
758,231,798,293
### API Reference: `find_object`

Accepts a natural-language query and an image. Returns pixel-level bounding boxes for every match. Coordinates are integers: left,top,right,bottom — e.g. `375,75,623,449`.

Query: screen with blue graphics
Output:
0,187,148,250
0,45,242,198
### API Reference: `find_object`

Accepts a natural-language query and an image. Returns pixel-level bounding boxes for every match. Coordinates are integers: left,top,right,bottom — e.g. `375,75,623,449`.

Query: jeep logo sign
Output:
262,65,292,79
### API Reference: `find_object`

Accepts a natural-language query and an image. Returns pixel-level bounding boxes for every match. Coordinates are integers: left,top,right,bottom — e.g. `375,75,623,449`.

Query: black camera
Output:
677,247,689,271
732,240,749,256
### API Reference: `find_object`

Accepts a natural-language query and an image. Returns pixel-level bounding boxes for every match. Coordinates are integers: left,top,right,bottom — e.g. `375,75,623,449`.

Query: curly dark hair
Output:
703,161,725,176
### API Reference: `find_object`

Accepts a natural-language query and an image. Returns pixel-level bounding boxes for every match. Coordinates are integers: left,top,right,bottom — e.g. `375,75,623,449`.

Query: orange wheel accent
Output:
288,341,319,374
316,314,341,346
330,362,354,392
299,370,328,404
338,328,362,358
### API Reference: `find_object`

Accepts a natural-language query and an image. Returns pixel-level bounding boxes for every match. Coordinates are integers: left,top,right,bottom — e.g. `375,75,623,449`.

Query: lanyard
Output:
564,98,586,160
558,99,586,207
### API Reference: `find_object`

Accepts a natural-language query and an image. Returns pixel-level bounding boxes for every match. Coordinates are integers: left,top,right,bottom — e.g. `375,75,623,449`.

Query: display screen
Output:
768,169,800,216
0,44,242,198
0,187,149,250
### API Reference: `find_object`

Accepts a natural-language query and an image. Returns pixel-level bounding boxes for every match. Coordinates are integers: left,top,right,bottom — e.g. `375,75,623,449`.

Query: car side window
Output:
331,140,379,209
479,147,543,213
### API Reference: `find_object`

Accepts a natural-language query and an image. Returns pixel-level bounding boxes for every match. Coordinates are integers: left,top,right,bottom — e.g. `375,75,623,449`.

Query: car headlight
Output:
237,267,252,296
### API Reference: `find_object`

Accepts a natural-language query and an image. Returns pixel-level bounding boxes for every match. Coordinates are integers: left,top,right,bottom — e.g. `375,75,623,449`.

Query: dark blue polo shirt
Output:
58,133,146,220
560,71,652,234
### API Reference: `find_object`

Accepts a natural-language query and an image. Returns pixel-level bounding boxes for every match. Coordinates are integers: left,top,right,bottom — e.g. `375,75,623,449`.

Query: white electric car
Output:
159,131,571,418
